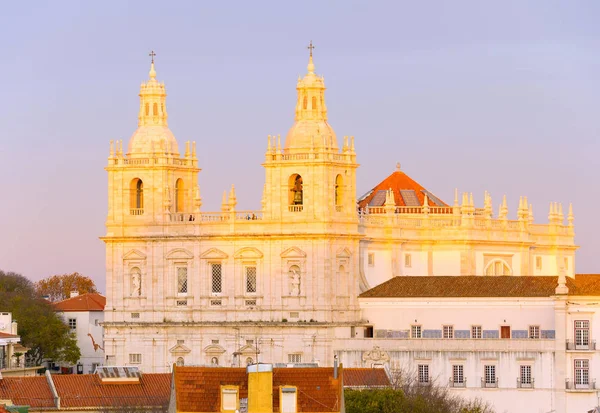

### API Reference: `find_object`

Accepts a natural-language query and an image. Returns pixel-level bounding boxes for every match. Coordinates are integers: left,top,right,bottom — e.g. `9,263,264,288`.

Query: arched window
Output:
130,178,144,214
145,103,149,116
311,96,317,110
288,174,303,210
153,103,158,116
246,357,254,366
303,96,308,110
175,179,184,213
130,267,141,296
335,175,343,207
176,357,184,366
485,260,512,276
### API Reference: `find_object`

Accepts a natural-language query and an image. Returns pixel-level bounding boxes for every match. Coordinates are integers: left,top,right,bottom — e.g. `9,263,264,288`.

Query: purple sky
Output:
1,1,598,292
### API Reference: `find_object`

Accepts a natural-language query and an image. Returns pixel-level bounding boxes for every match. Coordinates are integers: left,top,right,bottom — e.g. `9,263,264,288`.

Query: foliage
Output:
0,270,81,365
35,272,98,302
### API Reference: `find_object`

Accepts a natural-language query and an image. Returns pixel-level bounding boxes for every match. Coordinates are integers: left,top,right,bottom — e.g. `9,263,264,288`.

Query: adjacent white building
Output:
55,292,105,373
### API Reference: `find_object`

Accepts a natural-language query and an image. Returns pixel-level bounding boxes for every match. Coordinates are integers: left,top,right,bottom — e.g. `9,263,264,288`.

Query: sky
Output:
0,1,598,292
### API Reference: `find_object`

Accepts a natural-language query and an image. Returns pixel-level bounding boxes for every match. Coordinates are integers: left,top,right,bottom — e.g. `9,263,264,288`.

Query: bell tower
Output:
262,43,358,223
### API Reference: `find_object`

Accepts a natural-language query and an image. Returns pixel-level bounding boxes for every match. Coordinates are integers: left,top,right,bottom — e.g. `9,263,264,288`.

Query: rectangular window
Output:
288,354,302,363
443,325,454,339
411,325,422,339
520,365,532,385
535,256,542,270
212,339,219,345
94,319,99,326
131,312,140,319
453,365,464,384
529,325,540,339
246,340,254,345
129,353,142,364
221,387,238,411
575,359,589,385
177,267,188,294
246,266,257,293
484,365,496,385
210,299,222,306
472,325,482,339
211,263,222,294
404,254,412,268
368,253,375,266
418,364,429,384
364,326,374,338
575,320,590,346
68,318,77,331
177,339,185,345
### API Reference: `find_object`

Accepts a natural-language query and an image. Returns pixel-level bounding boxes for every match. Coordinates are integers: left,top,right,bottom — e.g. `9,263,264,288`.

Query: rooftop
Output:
54,293,106,312
343,368,390,388
360,274,600,299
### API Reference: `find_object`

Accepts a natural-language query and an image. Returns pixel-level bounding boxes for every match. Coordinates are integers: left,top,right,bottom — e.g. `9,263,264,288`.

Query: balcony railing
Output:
481,377,498,388
517,378,534,389
288,205,303,212
566,339,596,351
566,378,596,390
449,377,466,388
130,208,144,216
0,359,38,370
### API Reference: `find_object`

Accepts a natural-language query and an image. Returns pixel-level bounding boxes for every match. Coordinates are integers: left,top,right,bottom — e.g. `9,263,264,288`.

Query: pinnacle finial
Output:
307,40,315,74
148,50,157,80
396,162,401,171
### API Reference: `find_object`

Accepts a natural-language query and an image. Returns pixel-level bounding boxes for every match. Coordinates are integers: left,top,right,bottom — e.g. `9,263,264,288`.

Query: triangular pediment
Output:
234,247,263,259
123,249,146,261
281,247,306,259
200,248,228,259
238,344,259,354
169,344,191,354
336,247,352,258
203,344,226,354
166,248,194,260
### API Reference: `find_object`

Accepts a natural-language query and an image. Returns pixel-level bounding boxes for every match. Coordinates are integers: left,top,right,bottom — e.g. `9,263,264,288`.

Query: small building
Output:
0,312,37,377
54,293,105,374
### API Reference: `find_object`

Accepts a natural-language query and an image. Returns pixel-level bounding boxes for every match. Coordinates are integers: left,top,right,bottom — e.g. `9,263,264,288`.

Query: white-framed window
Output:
288,353,302,363
68,318,77,331
535,256,542,270
520,365,532,385
575,320,590,346
404,254,412,268
177,267,188,294
245,266,257,294
418,364,429,384
211,263,222,294
368,253,375,266
575,359,589,385
485,260,511,276
443,325,454,339
529,325,540,339
484,365,496,385
129,353,142,364
471,325,482,339
411,325,422,339
453,365,464,384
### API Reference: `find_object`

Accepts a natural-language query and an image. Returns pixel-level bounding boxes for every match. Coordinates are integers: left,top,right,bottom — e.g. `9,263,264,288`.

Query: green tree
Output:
0,270,81,365
35,272,98,302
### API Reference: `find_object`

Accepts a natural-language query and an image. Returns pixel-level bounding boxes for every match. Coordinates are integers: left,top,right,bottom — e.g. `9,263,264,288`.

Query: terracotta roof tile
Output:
174,366,342,412
357,169,447,209
54,293,106,312
52,373,171,408
0,333,18,339
343,368,390,388
0,376,55,408
360,275,600,298
0,405,9,413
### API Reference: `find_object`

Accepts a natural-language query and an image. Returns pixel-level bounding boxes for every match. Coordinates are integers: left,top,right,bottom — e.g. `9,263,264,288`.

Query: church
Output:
102,48,591,413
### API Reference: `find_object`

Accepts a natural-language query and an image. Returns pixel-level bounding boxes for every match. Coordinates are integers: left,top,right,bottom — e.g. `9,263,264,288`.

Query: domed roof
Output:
285,119,338,152
127,125,179,156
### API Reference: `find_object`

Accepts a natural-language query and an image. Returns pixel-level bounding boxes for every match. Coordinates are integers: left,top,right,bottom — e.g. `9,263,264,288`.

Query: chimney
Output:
70,291,79,298
247,363,273,413
11,321,17,336
334,355,339,379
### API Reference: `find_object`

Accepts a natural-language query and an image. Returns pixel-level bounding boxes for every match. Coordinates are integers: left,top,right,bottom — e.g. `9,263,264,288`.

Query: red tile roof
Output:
0,376,55,408
343,368,390,388
360,275,600,298
357,168,447,209
0,332,18,339
0,405,9,413
51,373,171,408
174,365,342,412
54,293,106,312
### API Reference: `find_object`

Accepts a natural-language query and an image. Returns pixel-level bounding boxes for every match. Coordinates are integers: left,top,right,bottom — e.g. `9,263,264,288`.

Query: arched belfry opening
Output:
130,178,144,215
335,174,343,209
175,178,184,213
289,174,303,211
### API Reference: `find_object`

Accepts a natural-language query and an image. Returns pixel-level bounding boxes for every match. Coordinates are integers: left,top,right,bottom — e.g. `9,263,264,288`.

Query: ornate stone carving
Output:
289,266,301,296
362,346,389,366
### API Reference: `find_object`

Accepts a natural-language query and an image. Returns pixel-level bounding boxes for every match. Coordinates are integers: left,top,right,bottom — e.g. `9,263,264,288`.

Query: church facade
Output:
102,49,577,381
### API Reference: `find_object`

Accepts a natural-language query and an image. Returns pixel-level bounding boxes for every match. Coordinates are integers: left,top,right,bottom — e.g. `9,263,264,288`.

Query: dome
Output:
285,119,338,152
127,125,179,156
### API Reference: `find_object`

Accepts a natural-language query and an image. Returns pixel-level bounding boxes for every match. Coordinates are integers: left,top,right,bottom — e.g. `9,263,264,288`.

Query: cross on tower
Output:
149,50,156,64
307,41,315,57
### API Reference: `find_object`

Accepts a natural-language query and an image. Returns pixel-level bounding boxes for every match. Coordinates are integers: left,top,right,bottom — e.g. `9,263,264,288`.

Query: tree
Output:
35,272,98,302
0,270,81,365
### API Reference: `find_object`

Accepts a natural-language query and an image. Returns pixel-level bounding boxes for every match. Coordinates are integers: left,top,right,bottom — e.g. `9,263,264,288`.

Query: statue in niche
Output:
131,268,141,296
289,266,301,296
291,175,303,205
